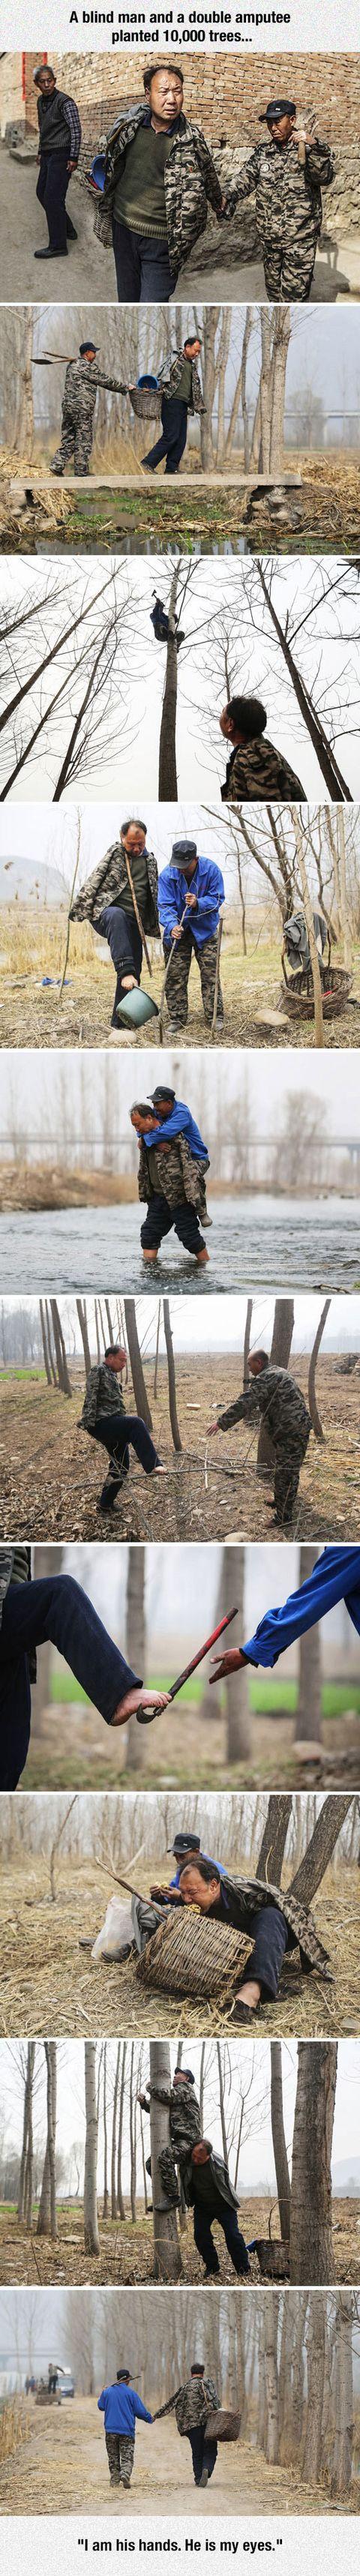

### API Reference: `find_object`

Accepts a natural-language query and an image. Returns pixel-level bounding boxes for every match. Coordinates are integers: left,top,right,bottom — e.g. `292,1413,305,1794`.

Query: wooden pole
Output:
122,849,152,976
211,913,224,1039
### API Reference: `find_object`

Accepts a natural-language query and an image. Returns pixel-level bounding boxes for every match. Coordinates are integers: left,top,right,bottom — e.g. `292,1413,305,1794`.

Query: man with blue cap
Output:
227,99,334,301
158,838,225,1029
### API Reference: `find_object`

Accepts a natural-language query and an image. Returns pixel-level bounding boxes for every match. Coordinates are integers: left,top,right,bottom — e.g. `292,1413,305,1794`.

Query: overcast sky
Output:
2,556,359,805
4,302,359,441
2,802,358,913
1,1044,359,1141
3,1291,359,1355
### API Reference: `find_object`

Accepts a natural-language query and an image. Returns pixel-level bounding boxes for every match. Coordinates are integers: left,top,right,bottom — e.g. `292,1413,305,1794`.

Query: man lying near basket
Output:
131,1847,331,2024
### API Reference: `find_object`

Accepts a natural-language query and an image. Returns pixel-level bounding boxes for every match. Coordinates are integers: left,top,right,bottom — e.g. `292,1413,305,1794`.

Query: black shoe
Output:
34,246,68,259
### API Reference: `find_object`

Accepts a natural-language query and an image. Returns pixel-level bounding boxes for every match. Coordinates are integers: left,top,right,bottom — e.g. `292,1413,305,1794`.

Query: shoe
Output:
204,2270,220,2283
34,246,68,259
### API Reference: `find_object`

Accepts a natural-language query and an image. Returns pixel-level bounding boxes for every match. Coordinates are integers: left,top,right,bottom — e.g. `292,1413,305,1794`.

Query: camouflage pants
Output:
105,2432,134,2488
262,237,316,302
273,1431,310,1524
164,933,224,1028
50,410,94,477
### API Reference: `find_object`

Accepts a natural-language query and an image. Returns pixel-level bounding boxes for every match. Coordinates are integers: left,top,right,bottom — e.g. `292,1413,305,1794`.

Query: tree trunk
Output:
50,1299,72,1396
158,570,179,802
243,1297,253,1382
264,2295,280,2463
84,2042,100,2257
290,1793,352,1906
290,2042,337,2283
270,2042,291,2242
308,1300,331,1440
163,1298,182,1450
337,808,352,970
31,1541,64,1741
148,2040,182,2281
269,308,291,475
103,2043,109,2220
256,1299,294,1475
257,563,352,802
117,2045,126,2220
17,2044,35,2224
331,2293,354,2495
111,2044,121,2221
256,1793,292,1885
291,811,326,1046
76,1297,92,1379
40,1297,52,1386
38,2042,58,2239
125,1546,146,1772
224,1546,252,1761
124,1298,153,1431
295,1546,322,1745
302,2296,326,2485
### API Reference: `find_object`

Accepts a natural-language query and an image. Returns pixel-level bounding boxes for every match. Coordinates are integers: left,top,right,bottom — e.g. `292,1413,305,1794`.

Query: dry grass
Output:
1,1354,358,1547
0,2396,30,2467
0,2194,358,2291
1,909,359,1051
0,2396,358,2517
0,1850,358,2040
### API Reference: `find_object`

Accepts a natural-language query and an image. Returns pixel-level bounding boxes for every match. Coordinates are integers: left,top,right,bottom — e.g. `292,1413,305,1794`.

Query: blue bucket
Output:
90,154,106,193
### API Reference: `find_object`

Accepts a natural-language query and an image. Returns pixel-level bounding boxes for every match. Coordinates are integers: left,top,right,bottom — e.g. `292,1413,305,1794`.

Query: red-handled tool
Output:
136,1605,238,1722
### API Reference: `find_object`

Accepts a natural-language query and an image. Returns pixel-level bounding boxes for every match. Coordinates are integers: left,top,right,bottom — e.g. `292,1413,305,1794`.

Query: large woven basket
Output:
136,1909,250,1998
130,386,162,420
281,963,352,1021
252,2239,290,2281
206,2409,241,2443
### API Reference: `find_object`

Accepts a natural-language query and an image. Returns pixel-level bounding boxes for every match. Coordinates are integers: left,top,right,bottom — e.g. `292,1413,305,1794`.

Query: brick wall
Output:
1,49,360,145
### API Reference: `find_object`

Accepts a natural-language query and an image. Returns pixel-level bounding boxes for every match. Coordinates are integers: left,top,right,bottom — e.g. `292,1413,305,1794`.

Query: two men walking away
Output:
98,2361,222,2494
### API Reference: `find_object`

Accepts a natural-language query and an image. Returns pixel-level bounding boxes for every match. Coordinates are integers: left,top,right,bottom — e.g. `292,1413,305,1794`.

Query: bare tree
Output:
124,1298,153,1432
270,2042,290,2243
148,2041,182,2283
256,1299,295,1476
125,1547,146,1773
290,1792,352,1906
83,2042,100,2257
331,2293,354,2495
295,1546,322,1747
163,1299,182,1450
302,2296,326,2485
37,2042,58,2241
290,2043,338,2284
308,1299,331,1440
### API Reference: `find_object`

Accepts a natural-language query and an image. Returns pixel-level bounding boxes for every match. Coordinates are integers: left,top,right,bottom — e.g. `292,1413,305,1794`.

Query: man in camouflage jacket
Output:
155,2364,220,2488
227,97,334,301
220,695,305,805
92,61,226,303
141,334,206,476
79,1343,161,1513
177,1852,332,2029
140,2066,250,2278
130,1102,210,1268
50,338,128,477
208,1346,312,1525
70,820,159,1028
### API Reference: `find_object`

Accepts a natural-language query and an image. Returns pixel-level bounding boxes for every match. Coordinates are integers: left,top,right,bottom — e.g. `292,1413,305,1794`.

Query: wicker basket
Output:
130,386,162,420
136,1909,250,1999
206,2409,241,2443
251,2240,290,2281
281,963,352,1021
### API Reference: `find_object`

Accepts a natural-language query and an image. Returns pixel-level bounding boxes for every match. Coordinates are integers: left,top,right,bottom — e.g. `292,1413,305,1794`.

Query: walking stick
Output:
158,901,189,1043
211,913,224,1040
136,1604,238,1722
122,850,152,976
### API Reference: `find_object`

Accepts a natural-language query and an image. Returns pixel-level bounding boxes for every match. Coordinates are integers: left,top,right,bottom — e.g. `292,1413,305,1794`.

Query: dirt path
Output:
0,2399,341,2516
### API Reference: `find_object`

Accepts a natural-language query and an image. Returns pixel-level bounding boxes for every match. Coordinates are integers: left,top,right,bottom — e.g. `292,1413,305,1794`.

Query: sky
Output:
4,303,360,445
2,802,358,915
1,2039,358,2200
1,1044,359,1146
2,556,359,805
3,1291,359,1355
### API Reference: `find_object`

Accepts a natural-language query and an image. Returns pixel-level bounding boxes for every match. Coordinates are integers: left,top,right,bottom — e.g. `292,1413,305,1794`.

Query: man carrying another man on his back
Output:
130,1087,211,1268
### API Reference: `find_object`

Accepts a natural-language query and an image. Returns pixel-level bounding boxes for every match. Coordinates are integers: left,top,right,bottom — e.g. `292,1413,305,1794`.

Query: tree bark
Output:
125,1546,146,1772
256,1793,292,1885
76,1297,92,1379
295,1545,322,1745
163,1298,182,1450
291,810,326,1046
256,1299,294,1475
84,2042,100,2257
264,2295,280,2463
302,2296,326,2485
331,2293,354,2495
117,2044,127,2220
158,569,179,802
308,1300,331,1440
124,1298,153,1432
37,2042,58,2239
223,1546,252,1761
111,2044,121,2221
50,1299,72,1396
290,1793,352,1906
290,2042,337,2283
148,2040,182,2281
270,2041,291,2242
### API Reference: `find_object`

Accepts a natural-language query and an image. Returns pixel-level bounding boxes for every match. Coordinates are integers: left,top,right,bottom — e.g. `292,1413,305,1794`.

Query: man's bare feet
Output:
111,1687,171,1726
196,1247,210,1265
234,1978,262,2011
142,1248,158,1262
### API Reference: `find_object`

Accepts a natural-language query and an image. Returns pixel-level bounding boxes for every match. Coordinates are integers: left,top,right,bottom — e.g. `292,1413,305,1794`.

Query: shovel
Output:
158,901,190,1043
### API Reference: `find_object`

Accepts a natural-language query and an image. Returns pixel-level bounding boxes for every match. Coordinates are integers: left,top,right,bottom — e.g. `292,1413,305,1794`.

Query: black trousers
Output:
233,1903,290,1999
140,1194,206,1257
112,218,173,304
142,396,188,475
188,2430,218,2486
36,151,70,253
0,1574,140,1791
96,902,143,1023
194,2195,250,2278
94,1409,160,1502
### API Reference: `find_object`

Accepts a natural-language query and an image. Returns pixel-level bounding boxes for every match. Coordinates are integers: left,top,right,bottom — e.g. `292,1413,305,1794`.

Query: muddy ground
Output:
0,2194,358,2291
1,921,359,1052
0,1852,358,2040
0,2395,357,2516
1,1355,358,1546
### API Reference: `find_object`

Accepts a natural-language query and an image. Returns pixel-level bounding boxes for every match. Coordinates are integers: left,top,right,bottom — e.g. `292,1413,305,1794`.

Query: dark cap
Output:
148,1087,176,1106
167,1833,201,1857
260,98,296,122
171,839,197,865
173,2067,196,2084
80,340,100,355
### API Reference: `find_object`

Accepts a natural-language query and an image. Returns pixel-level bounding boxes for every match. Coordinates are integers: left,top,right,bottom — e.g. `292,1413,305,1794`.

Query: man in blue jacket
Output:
158,837,225,1029
208,1547,360,1684
98,2366,152,2489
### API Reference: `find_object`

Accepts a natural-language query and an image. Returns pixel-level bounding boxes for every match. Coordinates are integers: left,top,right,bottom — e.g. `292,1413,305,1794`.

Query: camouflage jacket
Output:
137,1135,208,1213
212,1870,331,1977
221,737,305,805
70,841,160,937
158,352,206,415
62,358,127,421
0,1545,36,1681
80,1363,125,1436
143,2077,202,2207
157,2374,220,2435
230,136,334,244
92,103,223,278
218,1363,311,1453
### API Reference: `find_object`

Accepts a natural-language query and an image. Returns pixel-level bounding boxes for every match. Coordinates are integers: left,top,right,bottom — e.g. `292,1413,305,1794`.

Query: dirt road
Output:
0,2398,339,2516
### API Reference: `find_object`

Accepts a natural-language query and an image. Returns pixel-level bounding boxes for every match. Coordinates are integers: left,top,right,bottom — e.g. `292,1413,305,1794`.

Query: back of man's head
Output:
117,2369,130,2383
228,694,267,739
190,2364,205,2377
248,1348,269,1374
